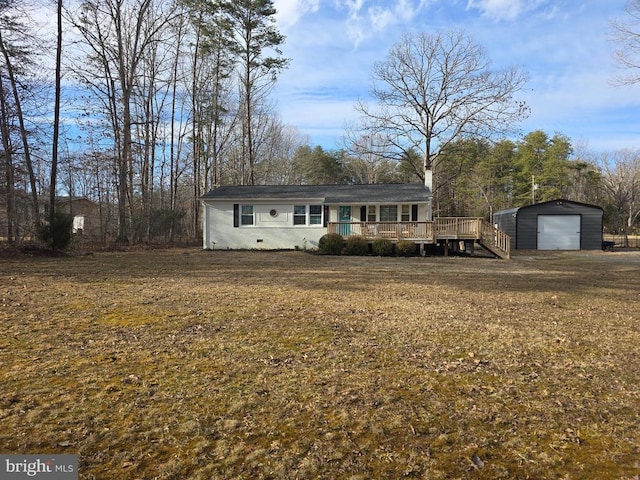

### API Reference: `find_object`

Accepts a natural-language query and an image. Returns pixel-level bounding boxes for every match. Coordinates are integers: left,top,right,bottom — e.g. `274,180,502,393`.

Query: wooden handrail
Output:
435,217,483,238
327,217,510,258
478,219,511,259
327,222,434,241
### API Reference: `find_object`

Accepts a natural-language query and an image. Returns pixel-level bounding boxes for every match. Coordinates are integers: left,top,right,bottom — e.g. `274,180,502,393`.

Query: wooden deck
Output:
327,217,510,259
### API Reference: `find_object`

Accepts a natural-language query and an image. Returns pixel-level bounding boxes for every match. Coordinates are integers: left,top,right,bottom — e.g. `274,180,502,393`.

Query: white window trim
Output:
368,204,414,222
240,204,254,226
293,204,323,226
367,205,377,222
379,204,399,222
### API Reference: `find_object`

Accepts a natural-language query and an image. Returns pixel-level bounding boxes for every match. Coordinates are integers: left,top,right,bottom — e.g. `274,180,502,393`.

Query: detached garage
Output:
493,199,603,251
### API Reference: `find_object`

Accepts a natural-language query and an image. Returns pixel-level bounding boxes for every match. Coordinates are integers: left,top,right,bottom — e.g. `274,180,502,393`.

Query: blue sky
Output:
272,0,640,153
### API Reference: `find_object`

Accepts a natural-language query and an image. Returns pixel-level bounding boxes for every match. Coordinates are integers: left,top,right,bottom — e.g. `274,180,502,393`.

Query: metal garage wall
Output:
515,200,603,250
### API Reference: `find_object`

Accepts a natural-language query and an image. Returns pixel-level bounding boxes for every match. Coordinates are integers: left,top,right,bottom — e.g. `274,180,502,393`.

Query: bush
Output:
372,238,393,256
396,240,417,256
318,233,344,255
343,235,368,256
38,211,73,251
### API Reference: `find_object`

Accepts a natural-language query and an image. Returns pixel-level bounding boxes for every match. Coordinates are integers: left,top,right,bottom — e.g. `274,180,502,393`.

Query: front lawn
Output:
1,249,638,479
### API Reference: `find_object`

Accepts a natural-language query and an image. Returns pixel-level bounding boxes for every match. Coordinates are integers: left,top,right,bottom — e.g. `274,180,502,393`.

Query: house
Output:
1,194,102,242
201,183,511,258
201,183,432,250
493,199,604,251
56,197,103,238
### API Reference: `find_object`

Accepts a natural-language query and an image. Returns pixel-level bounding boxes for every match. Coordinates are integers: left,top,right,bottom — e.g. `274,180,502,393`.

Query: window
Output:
380,205,397,222
293,205,306,225
367,205,377,222
309,205,322,225
401,204,410,222
293,205,323,225
241,205,254,225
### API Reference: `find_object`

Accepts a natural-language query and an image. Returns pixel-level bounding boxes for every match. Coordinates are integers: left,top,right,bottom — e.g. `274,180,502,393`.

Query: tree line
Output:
1,0,639,247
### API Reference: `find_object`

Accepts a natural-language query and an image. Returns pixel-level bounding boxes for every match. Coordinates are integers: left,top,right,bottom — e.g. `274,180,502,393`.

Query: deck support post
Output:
443,241,449,257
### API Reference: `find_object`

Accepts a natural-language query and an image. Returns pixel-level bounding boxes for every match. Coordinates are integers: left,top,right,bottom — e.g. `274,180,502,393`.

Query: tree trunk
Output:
190,17,200,239
0,74,15,243
50,0,63,226
0,28,39,230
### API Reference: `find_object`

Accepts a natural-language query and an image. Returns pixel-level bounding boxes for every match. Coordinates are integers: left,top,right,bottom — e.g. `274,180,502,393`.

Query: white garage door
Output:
537,215,581,250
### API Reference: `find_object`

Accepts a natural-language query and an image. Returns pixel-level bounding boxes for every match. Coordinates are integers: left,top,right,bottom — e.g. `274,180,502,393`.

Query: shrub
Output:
396,240,417,257
318,233,344,255
343,235,368,256
38,211,73,251
372,238,393,256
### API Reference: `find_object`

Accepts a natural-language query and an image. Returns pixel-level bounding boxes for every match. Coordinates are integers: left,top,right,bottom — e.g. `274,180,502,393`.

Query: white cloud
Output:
369,0,425,31
466,0,548,21
369,6,395,31
273,1,640,152
336,0,365,18
274,0,321,31
342,0,430,46
396,0,431,22
336,0,366,46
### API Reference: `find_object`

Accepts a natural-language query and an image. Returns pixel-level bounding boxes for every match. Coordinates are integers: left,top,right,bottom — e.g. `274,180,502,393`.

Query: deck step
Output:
477,239,510,259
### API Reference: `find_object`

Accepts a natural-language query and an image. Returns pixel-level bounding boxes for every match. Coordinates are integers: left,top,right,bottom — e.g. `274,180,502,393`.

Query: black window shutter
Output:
233,204,239,227
360,206,367,221
412,204,418,221
323,205,329,227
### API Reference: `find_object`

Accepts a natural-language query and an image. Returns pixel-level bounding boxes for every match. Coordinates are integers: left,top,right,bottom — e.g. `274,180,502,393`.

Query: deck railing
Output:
435,217,483,239
327,217,510,258
327,222,434,241
328,218,485,241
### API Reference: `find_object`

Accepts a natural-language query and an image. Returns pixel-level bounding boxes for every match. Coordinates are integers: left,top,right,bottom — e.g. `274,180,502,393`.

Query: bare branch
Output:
353,29,529,190
610,0,640,85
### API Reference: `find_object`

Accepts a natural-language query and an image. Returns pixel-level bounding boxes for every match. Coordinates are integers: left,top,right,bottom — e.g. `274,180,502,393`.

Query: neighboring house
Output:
493,199,604,251
56,197,103,238
201,183,511,258
0,194,103,242
201,184,432,250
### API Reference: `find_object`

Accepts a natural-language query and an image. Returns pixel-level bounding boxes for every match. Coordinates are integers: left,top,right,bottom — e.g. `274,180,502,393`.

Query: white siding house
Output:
201,184,432,250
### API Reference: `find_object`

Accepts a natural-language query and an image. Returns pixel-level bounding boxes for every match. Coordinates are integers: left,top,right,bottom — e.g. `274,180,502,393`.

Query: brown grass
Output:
1,249,639,479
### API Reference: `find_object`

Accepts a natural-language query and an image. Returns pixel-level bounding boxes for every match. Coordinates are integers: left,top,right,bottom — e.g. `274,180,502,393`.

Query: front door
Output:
339,206,351,235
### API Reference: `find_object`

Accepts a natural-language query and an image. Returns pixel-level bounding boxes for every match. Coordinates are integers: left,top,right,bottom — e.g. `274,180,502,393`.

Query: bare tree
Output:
611,0,640,85
342,130,397,184
0,68,16,242
354,30,528,214
0,2,41,232
129,4,182,241
222,0,288,185
50,0,62,227
253,120,308,184
599,149,640,245
181,0,238,236
69,0,177,241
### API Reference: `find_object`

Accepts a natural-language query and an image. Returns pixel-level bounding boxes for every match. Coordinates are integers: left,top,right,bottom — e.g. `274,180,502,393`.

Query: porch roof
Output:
201,184,430,204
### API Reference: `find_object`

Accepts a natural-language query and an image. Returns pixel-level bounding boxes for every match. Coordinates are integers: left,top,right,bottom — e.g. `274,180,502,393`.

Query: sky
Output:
271,0,640,153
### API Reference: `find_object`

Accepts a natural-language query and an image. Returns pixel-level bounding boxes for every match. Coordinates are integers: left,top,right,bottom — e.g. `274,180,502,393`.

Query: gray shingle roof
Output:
201,184,430,204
